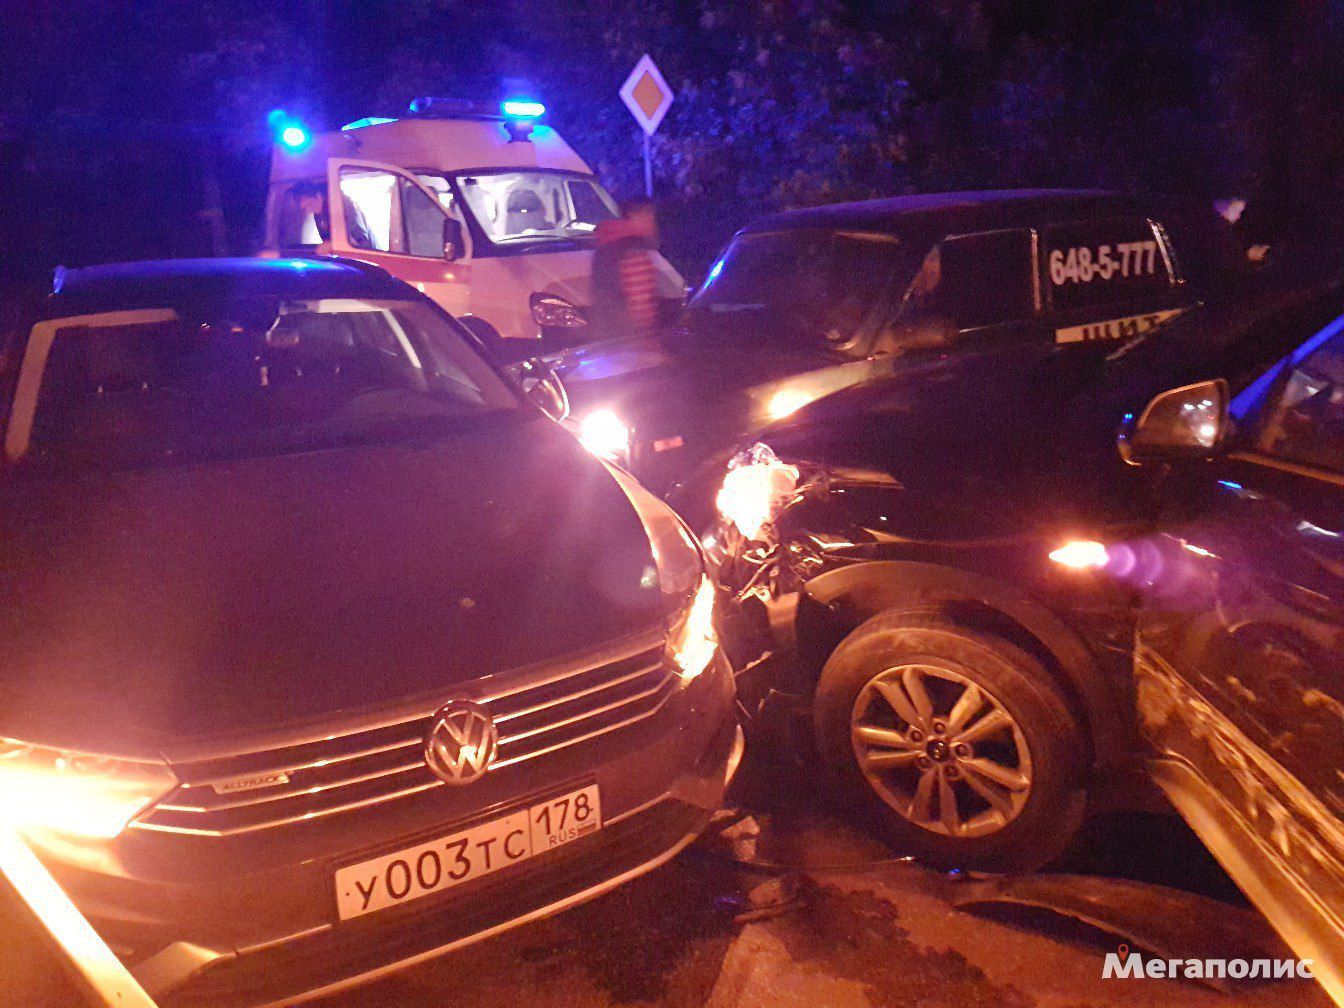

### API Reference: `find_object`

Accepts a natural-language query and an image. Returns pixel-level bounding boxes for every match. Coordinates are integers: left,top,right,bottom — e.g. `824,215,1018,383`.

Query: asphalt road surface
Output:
2,753,1331,1008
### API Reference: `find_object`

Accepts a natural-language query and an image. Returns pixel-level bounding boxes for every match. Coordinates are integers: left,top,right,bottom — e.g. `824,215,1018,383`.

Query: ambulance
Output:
263,98,686,349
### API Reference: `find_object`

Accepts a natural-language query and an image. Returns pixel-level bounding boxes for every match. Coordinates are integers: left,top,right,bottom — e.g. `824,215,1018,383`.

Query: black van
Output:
553,189,1235,490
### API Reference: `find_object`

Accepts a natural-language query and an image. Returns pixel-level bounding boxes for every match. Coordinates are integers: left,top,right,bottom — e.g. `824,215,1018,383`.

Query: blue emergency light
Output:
280,125,309,149
269,109,314,153
501,99,546,119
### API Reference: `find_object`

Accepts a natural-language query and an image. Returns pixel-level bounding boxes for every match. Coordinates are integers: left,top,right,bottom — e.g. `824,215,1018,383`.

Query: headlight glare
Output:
670,575,719,682
578,408,631,462
1049,540,1110,571
716,443,799,540
0,739,177,840
603,463,720,680
765,388,813,421
530,293,587,329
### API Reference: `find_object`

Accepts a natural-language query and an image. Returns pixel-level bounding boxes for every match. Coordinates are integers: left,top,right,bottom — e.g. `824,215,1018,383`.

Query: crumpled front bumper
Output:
704,525,814,738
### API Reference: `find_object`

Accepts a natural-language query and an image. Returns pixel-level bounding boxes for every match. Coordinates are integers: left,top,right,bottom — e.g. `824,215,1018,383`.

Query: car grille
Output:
161,797,706,1008
134,644,674,837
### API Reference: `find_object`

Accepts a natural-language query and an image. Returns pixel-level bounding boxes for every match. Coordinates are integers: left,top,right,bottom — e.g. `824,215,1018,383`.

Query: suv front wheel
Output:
814,610,1087,873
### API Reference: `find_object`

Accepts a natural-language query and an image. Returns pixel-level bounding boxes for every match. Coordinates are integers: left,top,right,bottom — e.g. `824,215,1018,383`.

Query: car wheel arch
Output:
795,559,1129,773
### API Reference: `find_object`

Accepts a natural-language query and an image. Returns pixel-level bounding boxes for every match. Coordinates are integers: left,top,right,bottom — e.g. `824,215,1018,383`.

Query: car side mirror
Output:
443,218,465,261
1118,379,1231,466
519,357,570,422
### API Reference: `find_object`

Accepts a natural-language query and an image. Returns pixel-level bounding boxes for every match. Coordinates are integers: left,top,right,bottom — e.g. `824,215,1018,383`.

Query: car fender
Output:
796,559,1133,772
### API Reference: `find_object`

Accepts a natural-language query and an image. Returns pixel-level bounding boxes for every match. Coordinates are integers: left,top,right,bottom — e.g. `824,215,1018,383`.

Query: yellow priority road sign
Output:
620,54,674,136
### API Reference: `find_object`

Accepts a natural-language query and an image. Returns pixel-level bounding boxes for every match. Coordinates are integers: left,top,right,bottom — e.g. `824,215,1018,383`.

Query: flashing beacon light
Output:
269,109,314,153
501,98,546,119
499,98,544,142
280,125,309,149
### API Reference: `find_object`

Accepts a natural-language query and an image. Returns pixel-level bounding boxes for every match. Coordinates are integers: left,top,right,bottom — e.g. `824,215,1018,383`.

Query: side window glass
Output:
337,168,393,252
936,230,1035,329
33,321,185,458
400,178,450,259
900,245,942,313
1042,218,1174,312
1252,320,1344,475
274,181,328,248
567,181,617,231
337,168,456,259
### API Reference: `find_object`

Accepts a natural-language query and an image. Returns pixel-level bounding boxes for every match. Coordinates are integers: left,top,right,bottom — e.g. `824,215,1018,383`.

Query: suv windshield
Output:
691,230,918,347
27,298,521,467
451,170,618,248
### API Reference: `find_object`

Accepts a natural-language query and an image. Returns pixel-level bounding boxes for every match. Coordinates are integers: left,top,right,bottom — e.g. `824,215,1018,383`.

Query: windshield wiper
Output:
493,232,584,245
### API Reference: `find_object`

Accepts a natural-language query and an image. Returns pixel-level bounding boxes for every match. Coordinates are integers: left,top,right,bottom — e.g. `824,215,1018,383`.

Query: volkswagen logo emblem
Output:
424,701,498,785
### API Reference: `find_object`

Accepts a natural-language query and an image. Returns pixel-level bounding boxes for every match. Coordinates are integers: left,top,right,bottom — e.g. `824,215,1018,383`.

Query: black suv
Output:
550,189,1234,490
685,279,1328,873
0,258,740,1005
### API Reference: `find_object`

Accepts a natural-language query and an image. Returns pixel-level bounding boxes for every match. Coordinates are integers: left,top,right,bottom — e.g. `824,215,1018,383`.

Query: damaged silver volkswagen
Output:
0,257,741,1006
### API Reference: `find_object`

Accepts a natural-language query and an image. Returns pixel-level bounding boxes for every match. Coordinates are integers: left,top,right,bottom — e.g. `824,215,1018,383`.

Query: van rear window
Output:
1043,219,1174,312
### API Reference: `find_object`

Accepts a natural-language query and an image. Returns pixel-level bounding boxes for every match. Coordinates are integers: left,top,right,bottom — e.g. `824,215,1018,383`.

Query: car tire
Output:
814,609,1087,873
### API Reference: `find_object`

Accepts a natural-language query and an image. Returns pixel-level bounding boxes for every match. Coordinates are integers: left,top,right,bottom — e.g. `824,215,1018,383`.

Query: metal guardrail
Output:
0,824,158,1008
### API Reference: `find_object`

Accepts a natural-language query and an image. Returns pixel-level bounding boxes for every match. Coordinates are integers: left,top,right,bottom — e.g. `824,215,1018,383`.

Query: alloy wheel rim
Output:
850,663,1032,838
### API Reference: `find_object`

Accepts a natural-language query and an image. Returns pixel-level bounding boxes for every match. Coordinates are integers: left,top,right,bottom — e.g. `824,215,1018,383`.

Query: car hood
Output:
485,249,684,309
777,456,1134,548
751,356,1150,546
0,419,665,757
555,334,835,439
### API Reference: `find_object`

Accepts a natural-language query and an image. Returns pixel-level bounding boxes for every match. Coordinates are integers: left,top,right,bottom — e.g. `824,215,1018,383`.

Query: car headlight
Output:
604,463,720,682
0,739,177,840
530,293,587,329
1048,540,1110,571
578,408,631,462
669,575,718,681
716,443,800,541
765,387,813,421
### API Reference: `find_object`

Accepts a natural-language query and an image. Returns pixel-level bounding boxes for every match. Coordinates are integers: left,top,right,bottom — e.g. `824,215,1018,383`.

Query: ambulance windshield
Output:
451,170,618,248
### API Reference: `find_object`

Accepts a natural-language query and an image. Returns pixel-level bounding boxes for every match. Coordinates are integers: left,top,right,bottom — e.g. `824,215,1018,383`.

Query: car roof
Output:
740,189,1160,241
45,257,413,318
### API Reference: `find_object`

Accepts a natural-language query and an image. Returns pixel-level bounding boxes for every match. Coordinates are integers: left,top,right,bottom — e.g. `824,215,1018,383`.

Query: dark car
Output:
549,189,1234,490
0,258,741,1005
682,278,1330,874
1116,293,1344,1001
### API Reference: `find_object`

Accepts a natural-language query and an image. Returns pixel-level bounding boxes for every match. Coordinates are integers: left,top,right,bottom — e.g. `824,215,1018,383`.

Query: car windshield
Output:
27,298,523,468
451,170,618,248
691,230,919,347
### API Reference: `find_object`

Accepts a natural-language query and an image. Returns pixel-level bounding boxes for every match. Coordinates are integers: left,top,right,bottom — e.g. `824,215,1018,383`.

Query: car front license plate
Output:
334,783,601,920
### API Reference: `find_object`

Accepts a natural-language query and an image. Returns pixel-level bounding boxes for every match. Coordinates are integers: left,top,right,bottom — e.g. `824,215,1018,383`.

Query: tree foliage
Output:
2,0,1342,288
